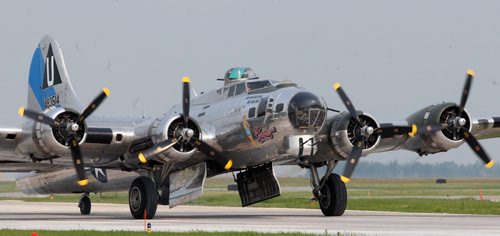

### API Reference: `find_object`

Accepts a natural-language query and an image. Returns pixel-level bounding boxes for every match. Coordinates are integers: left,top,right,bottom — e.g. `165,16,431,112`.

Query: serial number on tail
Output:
44,95,60,108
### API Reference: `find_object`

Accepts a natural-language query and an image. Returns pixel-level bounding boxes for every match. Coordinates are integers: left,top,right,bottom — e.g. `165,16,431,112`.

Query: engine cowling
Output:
329,111,381,159
33,107,87,157
405,102,472,154
148,113,202,162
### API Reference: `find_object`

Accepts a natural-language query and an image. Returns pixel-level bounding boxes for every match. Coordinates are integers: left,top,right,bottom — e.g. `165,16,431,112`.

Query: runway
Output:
1,201,500,235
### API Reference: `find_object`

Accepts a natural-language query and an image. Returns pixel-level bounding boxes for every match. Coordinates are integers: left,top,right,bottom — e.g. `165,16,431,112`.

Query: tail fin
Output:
27,35,82,112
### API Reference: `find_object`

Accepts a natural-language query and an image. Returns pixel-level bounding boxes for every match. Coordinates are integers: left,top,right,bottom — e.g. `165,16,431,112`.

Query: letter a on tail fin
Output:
27,35,82,112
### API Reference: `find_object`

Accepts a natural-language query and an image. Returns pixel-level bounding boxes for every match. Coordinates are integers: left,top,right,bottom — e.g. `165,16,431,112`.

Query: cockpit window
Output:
235,83,246,96
247,80,273,92
228,85,236,97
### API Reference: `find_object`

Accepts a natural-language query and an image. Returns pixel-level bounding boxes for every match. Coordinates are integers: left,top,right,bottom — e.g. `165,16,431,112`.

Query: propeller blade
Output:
461,129,495,169
333,83,362,126
137,138,179,164
459,70,474,117
340,145,363,183
18,107,60,127
192,138,233,171
78,88,110,122
182,77,190,127
68,135,88,186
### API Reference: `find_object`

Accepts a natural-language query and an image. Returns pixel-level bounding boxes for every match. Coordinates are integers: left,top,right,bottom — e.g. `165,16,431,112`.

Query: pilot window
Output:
246,80,273,92
248,107,256,118
235,83,246,96
228,85,236,97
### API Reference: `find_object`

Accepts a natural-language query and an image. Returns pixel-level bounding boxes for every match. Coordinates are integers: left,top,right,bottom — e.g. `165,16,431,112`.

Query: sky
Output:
1,0,500,165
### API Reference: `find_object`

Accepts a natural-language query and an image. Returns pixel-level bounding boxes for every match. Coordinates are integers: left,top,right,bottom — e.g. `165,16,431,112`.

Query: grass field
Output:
1,178,499,215
0,181,16,193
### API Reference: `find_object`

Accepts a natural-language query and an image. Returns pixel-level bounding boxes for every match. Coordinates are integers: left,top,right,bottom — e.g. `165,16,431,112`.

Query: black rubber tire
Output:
319,173,347,216
129,176,158,219
158,178,170,206
79,195,91,215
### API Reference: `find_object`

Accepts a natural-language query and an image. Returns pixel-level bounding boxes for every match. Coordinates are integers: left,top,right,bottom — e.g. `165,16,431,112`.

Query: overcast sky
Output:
1,1,500,165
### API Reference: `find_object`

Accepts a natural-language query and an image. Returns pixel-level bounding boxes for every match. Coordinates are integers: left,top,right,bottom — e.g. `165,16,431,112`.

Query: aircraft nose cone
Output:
288,92,326,130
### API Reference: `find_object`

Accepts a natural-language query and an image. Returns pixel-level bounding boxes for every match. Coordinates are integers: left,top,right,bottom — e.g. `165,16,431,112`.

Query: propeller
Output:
446,70,494,168
333,82,376,183
333,83,447,183
19,88,110,186
138,77,233,171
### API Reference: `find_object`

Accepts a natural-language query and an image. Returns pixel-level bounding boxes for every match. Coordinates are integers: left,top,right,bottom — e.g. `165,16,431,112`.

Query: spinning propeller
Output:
333,83,447,183
333,70,495,183
138,77,233,171
449,70,494,169
19,88,110,186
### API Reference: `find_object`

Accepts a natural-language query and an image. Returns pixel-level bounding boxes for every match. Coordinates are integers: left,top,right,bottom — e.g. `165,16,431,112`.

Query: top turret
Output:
223,67,258,86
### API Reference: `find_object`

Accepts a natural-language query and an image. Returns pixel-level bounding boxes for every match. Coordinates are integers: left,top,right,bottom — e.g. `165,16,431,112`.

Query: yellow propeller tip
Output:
485,160,495,169
224,159,233,171
340,175,350,183
138,153,147,164
102,88,110,96
182,76,191,83
77,179,89,186
18,107,25,117
467,69,475,77
408,124,418,137
333,82,341,90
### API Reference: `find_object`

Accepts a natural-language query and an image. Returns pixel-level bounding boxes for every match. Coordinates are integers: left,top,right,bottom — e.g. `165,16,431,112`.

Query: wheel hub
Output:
129,186,141,211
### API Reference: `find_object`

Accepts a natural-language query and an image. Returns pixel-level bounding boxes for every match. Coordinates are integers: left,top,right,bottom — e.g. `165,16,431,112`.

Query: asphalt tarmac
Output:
0,201,499,235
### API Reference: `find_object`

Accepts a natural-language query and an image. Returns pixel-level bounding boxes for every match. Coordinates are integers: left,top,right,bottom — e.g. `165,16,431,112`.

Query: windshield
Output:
246,80,273,92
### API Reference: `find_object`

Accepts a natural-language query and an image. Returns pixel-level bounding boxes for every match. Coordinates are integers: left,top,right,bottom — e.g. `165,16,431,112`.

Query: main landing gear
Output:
129,176,158,219
78,193,91,215
309,160,347,216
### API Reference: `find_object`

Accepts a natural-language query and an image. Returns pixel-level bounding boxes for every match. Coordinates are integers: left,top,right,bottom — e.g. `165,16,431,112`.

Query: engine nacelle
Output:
405,102,471,155
329,111,381,159
148,113,202,162
33,107,87,157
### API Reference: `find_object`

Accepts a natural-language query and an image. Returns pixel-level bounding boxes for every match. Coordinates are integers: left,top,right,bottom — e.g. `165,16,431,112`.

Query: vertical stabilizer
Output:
27,35,82,112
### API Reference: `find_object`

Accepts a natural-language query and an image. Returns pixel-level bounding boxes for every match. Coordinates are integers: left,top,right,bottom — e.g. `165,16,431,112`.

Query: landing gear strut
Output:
310,160,347,216
78,193,91,215
129,176,158,219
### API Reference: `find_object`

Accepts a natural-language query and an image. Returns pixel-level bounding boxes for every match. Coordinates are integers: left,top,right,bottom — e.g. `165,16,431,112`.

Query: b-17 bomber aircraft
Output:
0,36,497,219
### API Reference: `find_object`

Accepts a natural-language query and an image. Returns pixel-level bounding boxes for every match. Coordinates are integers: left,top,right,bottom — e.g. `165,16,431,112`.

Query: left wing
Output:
313,70,497,182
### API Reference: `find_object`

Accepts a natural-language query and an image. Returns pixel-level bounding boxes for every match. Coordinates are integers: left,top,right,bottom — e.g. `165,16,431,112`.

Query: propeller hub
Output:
71,123,79,132
181,128,195,141
361,126,374,137
457,117,466,127
67,123,79,132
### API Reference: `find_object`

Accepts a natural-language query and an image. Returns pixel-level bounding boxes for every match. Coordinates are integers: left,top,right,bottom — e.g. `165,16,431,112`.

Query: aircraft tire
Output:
79,195,91,215
158,178,169,205
319,173,347,216
129,176,158,219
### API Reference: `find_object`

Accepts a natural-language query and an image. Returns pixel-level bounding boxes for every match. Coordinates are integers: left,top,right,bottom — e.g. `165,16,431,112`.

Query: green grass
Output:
0,181,17,193
347,198,500,214
0,230,324,236
1,178,500,215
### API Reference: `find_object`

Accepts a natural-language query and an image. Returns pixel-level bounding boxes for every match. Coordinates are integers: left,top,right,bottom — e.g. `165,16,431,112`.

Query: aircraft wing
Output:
472,117,500,140
0,161,66,172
